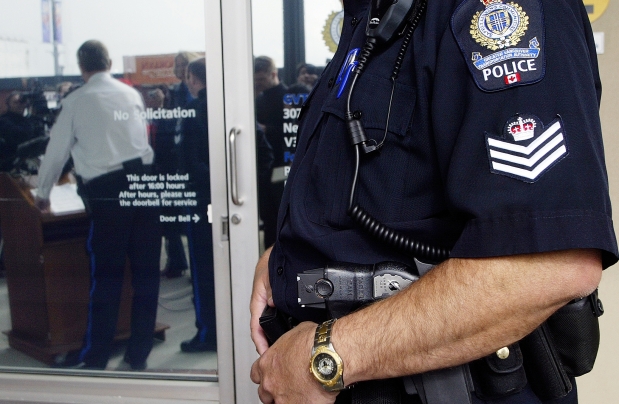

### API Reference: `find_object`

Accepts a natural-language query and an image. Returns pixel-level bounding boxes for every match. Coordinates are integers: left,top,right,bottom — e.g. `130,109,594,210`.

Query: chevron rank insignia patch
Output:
486,115,568,183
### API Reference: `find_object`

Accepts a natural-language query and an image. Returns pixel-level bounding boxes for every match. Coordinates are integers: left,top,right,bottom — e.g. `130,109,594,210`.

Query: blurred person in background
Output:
177,58,217,353
36,40,161,370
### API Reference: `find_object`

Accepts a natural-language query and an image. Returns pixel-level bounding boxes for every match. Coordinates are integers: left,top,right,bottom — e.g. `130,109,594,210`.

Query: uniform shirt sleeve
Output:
37,97,75,200
432,0,618,267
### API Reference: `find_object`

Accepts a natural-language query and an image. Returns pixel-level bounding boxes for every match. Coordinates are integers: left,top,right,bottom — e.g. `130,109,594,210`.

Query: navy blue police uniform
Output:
268,0,618,403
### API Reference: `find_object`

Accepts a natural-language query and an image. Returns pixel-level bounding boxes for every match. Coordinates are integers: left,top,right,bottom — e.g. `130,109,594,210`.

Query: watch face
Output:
313,353,338,380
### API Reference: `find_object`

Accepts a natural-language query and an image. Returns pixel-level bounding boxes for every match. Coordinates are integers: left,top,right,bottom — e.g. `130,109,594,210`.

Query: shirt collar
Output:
344,0,369,17
86,71,112,84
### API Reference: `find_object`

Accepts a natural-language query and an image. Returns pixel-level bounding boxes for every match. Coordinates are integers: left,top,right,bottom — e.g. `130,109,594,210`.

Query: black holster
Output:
75,174,92,214
75,158,150,215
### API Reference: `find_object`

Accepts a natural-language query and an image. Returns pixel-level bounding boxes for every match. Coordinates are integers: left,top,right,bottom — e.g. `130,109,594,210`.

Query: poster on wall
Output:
585,0,609,22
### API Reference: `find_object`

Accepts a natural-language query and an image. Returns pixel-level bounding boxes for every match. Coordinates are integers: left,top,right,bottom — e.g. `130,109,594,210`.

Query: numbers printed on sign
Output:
283,108,302,119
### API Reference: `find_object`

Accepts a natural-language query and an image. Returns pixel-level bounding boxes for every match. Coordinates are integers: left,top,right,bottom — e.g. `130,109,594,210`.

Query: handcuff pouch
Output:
470,343,527,400
75,175,92,214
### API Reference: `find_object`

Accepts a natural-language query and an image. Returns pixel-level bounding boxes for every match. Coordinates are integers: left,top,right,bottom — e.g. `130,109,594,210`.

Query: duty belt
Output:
298,260,474,404
260,261,603,403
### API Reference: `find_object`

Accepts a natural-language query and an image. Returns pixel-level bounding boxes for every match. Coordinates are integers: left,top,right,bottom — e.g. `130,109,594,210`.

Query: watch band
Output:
310,319,345,391
315,318,336,348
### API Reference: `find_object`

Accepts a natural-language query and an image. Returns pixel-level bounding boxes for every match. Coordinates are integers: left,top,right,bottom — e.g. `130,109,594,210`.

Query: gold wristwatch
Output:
310,319,345,392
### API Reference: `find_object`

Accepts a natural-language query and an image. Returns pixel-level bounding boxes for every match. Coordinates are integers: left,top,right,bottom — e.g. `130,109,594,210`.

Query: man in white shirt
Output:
36,40,161,370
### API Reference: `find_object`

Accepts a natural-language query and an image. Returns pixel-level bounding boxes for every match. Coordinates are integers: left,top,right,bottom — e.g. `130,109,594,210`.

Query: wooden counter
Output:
0,173,167,365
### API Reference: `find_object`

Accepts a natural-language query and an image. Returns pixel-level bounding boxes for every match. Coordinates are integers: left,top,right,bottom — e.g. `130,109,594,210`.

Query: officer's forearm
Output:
332,249,602,386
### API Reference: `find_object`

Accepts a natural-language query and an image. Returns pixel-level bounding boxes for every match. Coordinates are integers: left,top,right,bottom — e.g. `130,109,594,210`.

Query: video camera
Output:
19,80,59,139
0,80,59,174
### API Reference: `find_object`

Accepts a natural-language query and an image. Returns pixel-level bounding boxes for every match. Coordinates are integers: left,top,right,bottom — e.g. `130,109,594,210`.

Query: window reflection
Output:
0,0,216,378
252,0,341,252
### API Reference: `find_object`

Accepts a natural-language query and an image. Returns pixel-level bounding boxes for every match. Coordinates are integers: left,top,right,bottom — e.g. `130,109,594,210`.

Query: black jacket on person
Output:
256,83,289,167
180,88,210,203
0,112,37,171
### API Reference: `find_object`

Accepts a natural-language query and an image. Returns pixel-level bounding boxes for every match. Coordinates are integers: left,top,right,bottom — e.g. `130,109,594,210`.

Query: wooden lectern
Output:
0,173,166,365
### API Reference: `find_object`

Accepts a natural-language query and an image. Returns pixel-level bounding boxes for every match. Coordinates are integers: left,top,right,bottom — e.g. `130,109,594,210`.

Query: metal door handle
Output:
228,127,243,206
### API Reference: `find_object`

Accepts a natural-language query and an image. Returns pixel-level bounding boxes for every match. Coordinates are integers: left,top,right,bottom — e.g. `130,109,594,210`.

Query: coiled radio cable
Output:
345,0,450,263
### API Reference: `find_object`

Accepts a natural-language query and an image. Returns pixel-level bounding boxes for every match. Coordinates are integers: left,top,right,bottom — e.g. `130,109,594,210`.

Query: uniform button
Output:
496,347,510,360
351,17,359,26
597,299,604,314
277,267,284,276
353,110,362,119
328,78,335,88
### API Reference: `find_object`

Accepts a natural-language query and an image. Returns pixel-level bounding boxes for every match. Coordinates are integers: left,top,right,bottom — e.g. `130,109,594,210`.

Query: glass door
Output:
0,0,344,402
0,0,231,402
218,0,343,401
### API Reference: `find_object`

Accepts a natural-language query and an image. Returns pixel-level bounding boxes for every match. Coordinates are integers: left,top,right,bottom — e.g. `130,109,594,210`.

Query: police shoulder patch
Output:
451,0,545,92
486,115,568,183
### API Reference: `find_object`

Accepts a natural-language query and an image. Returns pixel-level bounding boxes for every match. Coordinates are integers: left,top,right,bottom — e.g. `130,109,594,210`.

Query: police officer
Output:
250,0,618,403
158,51,201,278
254,56,290,248
177,57,217,353
36,40,161,370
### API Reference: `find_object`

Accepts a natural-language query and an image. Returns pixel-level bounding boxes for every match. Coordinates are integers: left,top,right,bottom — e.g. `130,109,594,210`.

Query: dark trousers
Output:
161,204,188,272
186,204,216,344
78,171,162,368
163,229,188,271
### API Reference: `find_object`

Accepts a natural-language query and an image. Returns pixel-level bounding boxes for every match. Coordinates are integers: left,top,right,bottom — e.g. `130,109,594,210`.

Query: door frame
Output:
218,0,262,402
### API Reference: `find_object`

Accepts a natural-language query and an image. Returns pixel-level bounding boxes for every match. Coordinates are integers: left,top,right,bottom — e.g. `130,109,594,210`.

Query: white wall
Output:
577,3,619,403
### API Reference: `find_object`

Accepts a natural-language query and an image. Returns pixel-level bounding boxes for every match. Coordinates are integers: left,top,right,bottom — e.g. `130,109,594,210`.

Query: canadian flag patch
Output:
486,115,568,183
504,73,521,85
